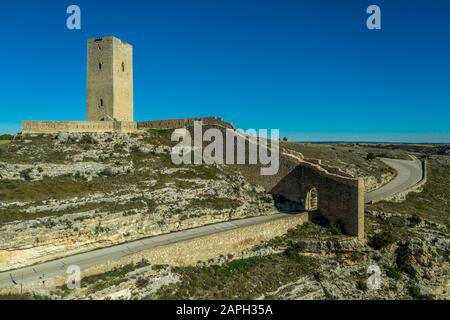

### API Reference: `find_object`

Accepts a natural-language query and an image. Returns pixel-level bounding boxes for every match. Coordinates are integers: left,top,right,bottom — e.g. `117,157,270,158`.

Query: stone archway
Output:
305,186,318,211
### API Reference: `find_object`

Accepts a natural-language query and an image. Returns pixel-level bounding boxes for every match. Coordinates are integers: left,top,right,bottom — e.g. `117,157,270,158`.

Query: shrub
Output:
283,246,300,260
222,257,259,274
73,171,85,180
329,223,343,235
408,285,421,298
100,167,115,177
135,277,149,288
408,214,422,227
356,278,367,291
385,266,401,280
130,145,141,153
407,285,432,299
20,168,33,181
366,152,377,161
369,230,397,250
0,293,50,300
396,243,416,277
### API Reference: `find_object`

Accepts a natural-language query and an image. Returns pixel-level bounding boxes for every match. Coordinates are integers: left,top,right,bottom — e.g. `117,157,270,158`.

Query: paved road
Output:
365,157,423,203
0,212,300,288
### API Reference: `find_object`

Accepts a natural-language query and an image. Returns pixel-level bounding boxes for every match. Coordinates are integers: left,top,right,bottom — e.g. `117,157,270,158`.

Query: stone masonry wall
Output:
236,150,365,239
154,121,365,239
17,214,308,290
137,117,235,130
22,121,137,134
132,214,308,266
86,36,133,122
71,214,307,285
86,37,115,121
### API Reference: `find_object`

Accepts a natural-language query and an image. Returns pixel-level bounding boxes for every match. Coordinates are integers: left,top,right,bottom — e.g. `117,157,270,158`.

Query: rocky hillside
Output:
15,209,447,300
0,131,447,300
0,130,274,270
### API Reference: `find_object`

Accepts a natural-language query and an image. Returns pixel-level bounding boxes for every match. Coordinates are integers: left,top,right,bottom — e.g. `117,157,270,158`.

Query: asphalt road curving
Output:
365,157,423,203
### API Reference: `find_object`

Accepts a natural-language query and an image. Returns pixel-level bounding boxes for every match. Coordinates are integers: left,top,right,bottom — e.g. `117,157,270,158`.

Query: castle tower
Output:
86,36,133,122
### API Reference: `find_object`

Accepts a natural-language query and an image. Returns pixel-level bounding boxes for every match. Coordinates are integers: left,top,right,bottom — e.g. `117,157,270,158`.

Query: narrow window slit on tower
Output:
87,36,133,123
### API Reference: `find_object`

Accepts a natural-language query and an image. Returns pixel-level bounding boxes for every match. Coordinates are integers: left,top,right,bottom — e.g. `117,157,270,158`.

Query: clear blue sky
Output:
0,0,449,142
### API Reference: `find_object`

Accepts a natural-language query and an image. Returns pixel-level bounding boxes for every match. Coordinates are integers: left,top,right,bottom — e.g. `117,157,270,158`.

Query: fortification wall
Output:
164,121,365,239
69,214,309,282
235,150,365,239
22,121,137,134
137,117,234,130
21,116,232,134
269,161,364,239
21,117,365,238
13,214,308,291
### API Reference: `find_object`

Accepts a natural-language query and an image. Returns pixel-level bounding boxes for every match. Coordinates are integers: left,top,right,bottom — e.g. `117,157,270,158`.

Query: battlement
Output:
87,36,132,46
22,120,137,134
137,117,235,130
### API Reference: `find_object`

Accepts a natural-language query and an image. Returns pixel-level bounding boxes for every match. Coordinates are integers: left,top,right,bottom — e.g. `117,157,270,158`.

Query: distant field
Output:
0,140,10,145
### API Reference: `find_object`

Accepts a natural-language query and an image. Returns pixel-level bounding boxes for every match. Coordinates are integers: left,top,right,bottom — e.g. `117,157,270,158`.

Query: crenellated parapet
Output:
22,120,137,134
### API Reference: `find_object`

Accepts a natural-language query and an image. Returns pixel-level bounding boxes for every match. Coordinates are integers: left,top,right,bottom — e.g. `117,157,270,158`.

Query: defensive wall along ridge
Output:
22,117,233,134
137,116,235,130
169,121,365,239
22,120,138,134
232,132,365,240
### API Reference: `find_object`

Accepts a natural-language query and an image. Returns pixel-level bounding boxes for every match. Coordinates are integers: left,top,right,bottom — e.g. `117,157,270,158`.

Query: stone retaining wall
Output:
129,213,308,266
75,214,307,280
15,214,308,290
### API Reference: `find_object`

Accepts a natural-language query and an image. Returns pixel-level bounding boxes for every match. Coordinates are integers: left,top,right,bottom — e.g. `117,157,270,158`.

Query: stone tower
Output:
86,36,133,122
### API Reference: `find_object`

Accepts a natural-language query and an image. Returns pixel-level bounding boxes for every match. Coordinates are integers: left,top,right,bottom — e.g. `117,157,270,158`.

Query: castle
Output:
22,36,232,134
22,36,136,134
20,36,365,238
